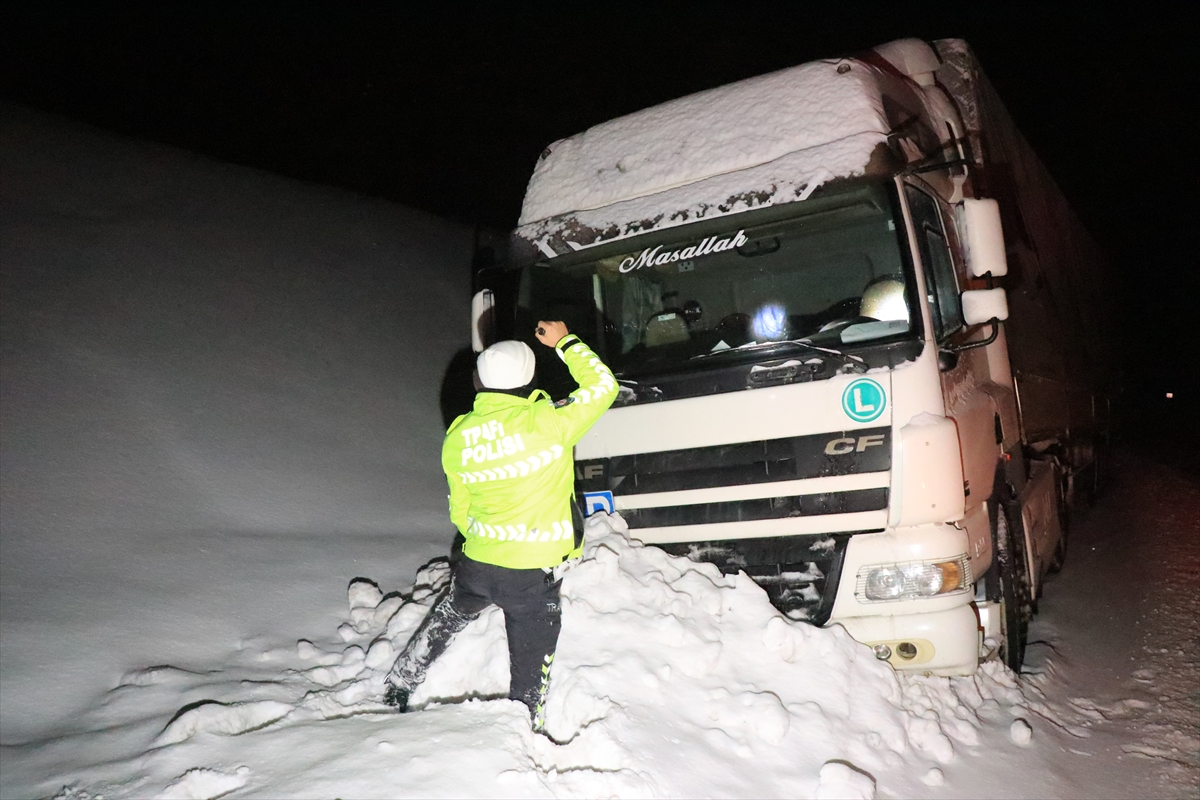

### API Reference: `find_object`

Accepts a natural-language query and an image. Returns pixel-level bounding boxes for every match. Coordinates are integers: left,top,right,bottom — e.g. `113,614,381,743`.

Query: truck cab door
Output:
904,182,994,567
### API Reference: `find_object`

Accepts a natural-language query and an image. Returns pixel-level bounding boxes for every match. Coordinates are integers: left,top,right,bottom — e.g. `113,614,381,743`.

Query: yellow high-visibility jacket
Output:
442,334,617,569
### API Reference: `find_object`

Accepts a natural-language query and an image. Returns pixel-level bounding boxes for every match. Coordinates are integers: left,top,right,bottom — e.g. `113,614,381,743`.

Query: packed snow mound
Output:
34,512,1074,798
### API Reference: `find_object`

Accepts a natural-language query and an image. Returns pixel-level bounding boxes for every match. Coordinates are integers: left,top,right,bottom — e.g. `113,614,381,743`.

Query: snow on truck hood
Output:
517,57,892,254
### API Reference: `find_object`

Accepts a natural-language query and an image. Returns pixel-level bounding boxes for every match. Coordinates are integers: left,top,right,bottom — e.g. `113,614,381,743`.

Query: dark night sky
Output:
1,3,1193,395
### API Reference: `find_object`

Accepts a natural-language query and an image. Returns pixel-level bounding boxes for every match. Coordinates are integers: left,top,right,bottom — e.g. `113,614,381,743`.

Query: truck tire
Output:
987,491,1033,673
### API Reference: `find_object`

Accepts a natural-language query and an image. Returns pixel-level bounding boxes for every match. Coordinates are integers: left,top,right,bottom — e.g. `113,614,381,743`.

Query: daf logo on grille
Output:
825,434,887,455
576,463,605,480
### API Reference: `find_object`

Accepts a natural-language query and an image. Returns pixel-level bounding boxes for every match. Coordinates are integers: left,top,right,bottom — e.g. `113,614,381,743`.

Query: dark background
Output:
1,3,1193,451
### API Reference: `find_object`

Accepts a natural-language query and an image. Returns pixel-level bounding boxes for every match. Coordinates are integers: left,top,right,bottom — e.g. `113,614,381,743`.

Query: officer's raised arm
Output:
534,320,618,446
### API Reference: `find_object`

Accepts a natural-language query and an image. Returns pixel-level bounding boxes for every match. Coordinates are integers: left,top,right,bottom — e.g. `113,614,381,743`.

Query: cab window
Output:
905,185,963,341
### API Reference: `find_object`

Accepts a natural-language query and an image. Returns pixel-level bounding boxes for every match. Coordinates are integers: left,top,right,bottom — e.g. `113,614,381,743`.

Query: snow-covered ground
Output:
2,109,1197,799
1014,453,1199,797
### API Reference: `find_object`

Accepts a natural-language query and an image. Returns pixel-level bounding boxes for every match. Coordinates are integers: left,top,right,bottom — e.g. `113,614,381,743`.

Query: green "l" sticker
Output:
841,378,886,423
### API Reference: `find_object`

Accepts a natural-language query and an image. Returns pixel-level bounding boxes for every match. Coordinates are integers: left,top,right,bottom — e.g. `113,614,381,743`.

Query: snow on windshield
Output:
517,59,891,252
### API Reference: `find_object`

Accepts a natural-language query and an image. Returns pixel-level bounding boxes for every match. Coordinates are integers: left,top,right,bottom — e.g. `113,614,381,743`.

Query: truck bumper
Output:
832,602,980,675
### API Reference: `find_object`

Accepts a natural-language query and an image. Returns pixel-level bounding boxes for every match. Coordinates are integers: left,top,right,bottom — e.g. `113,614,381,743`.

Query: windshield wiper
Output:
691,338,867,372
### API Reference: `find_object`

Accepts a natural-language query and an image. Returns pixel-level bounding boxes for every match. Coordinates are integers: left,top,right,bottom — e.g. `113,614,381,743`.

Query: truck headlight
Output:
857,556,971,602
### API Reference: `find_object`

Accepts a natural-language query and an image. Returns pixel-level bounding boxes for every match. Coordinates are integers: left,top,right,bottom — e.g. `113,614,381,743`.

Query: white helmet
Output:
859,278,909,323
477,340,536,390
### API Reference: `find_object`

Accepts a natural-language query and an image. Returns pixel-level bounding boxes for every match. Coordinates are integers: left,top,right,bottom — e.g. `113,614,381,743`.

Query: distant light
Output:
1166,392,1174,399
752,304,788,340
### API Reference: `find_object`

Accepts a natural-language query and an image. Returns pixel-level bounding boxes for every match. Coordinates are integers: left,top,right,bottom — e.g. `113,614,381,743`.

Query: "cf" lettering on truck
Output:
825,434,886,455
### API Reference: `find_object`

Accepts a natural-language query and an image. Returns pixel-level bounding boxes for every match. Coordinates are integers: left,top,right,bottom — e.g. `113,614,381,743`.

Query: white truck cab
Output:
474,39,1109,675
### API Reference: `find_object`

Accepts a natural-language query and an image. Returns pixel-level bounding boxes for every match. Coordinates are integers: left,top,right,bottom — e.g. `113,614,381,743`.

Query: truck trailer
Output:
471,38,1110,675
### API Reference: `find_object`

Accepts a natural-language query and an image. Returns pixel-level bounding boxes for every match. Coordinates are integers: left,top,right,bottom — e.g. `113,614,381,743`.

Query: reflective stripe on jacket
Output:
442,334,618,569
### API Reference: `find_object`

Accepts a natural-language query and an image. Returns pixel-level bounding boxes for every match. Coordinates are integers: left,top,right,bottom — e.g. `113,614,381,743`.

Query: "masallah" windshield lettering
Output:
618,230,747,273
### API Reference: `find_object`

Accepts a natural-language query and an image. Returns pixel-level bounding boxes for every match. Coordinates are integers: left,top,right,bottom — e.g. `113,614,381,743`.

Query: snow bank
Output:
516,59,890,254
0,104,474,541
24,512,1071,799
0,105,475,747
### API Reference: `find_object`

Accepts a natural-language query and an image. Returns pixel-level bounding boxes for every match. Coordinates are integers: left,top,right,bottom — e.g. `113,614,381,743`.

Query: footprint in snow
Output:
157,766,249,800
155,700,293,746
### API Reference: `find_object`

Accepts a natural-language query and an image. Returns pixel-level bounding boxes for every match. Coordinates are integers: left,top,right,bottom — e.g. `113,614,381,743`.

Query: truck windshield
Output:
519,183,915,377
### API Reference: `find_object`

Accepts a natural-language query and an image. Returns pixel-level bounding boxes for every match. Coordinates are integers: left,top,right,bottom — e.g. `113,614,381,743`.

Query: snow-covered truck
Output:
471,38,1110,675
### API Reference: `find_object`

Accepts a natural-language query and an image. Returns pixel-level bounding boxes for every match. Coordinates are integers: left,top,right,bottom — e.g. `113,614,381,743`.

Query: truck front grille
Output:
655,532,861,625
622,488,887,528
576,426,890,496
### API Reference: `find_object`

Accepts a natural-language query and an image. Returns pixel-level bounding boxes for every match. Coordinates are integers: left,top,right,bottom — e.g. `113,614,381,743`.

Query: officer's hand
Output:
535,320,568,347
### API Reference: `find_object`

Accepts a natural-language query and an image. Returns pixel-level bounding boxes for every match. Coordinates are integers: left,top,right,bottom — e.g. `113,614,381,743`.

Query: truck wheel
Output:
988,493,1032,672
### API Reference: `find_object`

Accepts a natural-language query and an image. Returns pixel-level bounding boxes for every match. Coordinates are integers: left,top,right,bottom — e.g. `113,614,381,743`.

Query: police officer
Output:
384,321,617,731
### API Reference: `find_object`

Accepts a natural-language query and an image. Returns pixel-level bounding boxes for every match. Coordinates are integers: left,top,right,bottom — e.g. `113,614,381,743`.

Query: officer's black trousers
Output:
387,556,562,716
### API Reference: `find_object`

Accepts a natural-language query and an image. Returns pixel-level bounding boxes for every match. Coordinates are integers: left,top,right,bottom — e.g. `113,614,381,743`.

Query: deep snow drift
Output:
0,104,473,747
8,490,1198,799
7,514,1059,799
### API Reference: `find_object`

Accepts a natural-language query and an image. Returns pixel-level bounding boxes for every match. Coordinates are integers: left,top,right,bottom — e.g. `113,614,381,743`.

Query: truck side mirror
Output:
471,289,495,353
961,287,1008,325
962,198,1007,278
